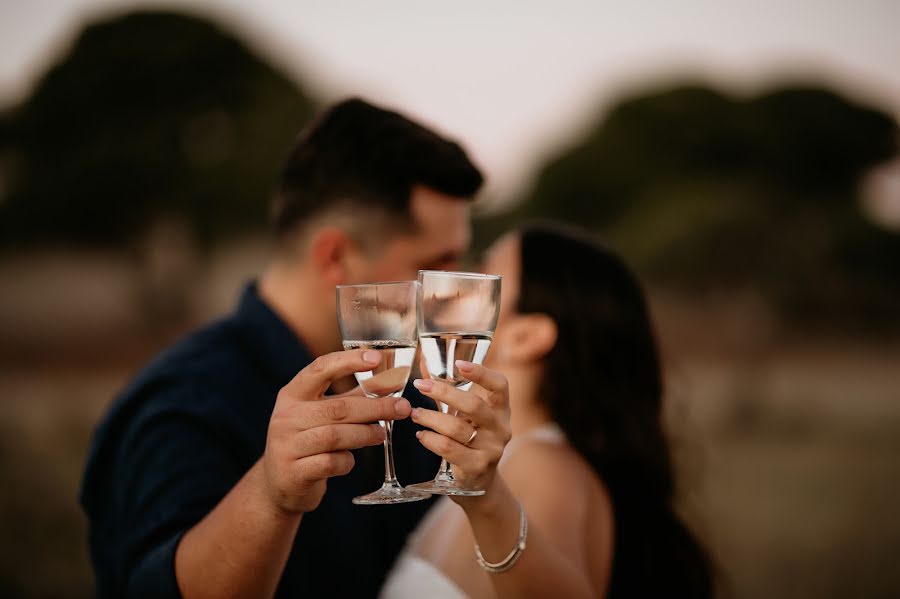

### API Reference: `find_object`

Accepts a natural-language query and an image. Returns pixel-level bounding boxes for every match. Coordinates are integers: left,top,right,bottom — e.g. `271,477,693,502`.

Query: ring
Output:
465,428,478,446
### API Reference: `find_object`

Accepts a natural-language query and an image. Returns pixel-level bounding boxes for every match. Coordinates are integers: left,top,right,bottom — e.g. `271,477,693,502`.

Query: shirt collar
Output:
232,282,313,384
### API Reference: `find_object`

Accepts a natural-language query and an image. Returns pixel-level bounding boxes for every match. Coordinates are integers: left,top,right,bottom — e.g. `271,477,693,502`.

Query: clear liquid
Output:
342,340,417,398
419,332,493,391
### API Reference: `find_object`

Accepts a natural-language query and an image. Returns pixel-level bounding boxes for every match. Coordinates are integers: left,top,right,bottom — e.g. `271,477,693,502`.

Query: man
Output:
80,98,483,597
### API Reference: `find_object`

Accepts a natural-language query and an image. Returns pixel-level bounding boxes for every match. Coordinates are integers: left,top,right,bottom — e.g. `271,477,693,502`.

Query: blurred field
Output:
1,5,898,598
656,298,900,599
0,239,269,598
1,245,899,598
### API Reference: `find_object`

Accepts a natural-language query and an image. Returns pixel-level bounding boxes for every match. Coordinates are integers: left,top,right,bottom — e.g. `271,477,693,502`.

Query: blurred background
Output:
1,1,899,597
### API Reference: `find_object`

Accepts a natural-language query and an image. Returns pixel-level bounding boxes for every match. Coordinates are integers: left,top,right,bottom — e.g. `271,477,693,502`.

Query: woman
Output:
383,224,713,598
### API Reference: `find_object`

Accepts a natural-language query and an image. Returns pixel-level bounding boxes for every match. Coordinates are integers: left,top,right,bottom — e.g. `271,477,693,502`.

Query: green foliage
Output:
488,83,900,332
0,10,316,249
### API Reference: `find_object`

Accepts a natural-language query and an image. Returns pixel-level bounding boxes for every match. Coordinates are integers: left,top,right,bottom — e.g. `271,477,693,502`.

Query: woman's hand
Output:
411,360,511,497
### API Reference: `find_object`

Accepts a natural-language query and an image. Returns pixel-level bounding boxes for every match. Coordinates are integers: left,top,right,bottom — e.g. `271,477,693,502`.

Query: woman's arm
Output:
466,445,613,598
411,361,613,598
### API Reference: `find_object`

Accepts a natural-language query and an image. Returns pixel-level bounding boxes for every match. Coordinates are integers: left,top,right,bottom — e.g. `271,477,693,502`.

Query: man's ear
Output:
503,313,557,363
308,227,354,285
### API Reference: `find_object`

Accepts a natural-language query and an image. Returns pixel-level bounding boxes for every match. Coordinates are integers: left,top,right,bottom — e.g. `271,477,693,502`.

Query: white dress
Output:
380,424,566,599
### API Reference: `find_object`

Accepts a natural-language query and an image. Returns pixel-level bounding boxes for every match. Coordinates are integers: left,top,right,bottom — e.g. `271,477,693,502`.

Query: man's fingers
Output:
295,450,356,481
455,361,508,404
294,423,386,458
283,349,382,399
300,394,412,428
331,385,366,398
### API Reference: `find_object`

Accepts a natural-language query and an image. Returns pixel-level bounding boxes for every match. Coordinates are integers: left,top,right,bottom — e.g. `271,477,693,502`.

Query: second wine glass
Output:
337,281,430,505
407,270,501,497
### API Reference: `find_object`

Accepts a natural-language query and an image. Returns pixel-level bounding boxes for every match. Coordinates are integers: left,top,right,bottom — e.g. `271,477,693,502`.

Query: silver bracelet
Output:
473,500,528,573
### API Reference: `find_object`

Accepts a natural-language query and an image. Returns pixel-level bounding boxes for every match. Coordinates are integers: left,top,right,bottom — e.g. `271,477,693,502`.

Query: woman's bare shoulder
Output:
501,439,614,549
502,439,587,489
503,439,610,503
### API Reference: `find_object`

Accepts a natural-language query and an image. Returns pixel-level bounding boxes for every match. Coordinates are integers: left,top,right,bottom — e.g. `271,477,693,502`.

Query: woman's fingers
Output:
411,365,511,493
455,360,509,406
411,407,477,446
415,430,488,474
413,378,493,425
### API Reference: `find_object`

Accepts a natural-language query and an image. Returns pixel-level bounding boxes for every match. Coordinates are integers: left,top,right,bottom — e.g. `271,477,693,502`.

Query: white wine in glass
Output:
342,340,417,398
408,270,501,497
418,333,492,388
337,281,431,505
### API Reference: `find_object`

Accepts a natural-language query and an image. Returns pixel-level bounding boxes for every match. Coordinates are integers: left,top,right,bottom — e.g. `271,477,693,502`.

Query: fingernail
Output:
363,351,380,365
455,360,474,372
394,398,411,416
411,407,420,420
374,424,386,439
415,431,423,440
413,379,434,392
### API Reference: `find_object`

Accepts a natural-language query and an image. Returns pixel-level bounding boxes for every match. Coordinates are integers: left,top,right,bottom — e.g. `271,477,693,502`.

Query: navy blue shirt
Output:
80,283,439,598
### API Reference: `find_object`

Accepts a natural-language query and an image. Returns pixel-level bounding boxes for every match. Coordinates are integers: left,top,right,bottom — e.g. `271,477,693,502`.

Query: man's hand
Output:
261,349,412,514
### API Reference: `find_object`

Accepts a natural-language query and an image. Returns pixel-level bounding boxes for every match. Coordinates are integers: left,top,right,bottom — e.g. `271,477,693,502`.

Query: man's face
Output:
357,185,472,282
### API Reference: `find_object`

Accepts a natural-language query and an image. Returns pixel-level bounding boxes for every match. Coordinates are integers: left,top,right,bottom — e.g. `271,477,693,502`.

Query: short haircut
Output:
272,97,483,242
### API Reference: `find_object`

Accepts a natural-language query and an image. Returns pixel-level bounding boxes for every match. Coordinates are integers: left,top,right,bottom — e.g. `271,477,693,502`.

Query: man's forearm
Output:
175,460,302,599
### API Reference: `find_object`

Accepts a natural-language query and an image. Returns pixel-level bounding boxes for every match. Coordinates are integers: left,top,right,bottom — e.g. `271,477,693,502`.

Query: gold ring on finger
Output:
465,428,478,446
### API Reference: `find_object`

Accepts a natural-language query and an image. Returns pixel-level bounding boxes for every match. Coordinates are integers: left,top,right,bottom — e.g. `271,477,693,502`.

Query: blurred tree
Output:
481,83,900,332
0,10,316,249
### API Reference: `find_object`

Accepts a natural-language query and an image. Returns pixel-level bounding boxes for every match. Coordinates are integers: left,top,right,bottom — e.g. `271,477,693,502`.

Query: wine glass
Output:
407,270,501,496
336,281,431,505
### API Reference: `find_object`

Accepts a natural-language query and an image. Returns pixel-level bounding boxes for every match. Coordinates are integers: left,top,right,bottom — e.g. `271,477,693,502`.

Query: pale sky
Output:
2,0,899,203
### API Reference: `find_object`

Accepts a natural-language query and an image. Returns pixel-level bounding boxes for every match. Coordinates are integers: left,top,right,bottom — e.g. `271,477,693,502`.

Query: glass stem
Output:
381,419,399,486
435,400,459,481
438,458,453,479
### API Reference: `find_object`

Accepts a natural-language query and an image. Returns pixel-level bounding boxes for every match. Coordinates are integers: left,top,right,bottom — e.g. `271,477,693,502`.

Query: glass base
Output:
407,477,486,497
352,482,432,505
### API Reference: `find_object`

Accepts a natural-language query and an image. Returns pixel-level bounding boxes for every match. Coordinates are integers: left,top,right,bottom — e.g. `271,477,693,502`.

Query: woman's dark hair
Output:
517,224,713,598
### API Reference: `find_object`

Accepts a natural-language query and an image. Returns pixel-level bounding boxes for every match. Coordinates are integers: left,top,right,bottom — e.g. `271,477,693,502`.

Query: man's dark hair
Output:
272,97,483,239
